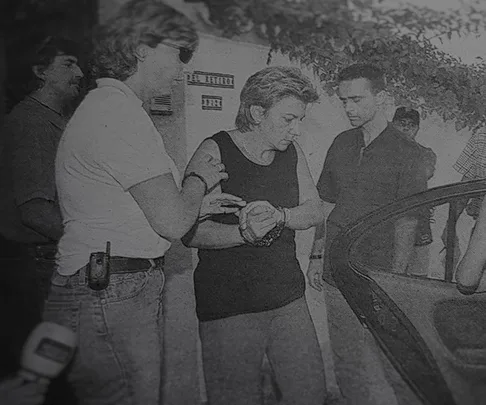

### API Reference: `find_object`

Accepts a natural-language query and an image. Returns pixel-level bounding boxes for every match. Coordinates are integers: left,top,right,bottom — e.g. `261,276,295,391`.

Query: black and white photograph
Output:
1,0,486,404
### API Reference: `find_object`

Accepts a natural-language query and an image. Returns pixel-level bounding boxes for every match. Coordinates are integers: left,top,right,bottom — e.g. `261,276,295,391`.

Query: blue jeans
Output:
43,262,165,405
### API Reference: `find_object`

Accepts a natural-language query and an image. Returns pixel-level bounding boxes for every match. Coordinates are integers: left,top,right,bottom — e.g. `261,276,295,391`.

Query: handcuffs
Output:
239,206,289,247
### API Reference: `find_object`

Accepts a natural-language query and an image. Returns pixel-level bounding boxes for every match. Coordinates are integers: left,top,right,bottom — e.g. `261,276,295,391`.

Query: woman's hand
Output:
239,201,280,244
239,201,283,227
199,193,246,220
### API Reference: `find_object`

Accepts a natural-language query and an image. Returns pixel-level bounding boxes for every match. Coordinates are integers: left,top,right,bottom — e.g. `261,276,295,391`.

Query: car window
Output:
349,190,486,284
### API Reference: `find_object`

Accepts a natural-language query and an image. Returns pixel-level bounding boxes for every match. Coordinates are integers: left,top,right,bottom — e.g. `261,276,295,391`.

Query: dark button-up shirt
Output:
0,97,66,243
317,123,429,275
317,123,428,228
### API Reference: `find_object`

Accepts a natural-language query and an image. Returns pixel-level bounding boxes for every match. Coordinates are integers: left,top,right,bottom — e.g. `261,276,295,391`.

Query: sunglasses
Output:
163,42,194,64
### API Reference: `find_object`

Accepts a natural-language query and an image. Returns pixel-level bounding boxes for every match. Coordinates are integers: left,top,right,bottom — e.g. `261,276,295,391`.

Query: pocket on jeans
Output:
43,299,80,333
102,271,150,303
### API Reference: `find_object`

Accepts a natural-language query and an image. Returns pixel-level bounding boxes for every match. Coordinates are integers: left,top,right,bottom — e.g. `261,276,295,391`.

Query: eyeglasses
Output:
163,42,194,64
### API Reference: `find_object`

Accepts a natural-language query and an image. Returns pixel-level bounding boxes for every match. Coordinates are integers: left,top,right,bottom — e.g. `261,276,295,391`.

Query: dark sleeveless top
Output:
194,131,305,322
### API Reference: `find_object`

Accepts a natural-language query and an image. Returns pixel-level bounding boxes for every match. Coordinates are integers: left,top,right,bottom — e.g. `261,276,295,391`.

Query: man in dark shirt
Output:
307,64,427,405
0,36,83,402
0,36,83,289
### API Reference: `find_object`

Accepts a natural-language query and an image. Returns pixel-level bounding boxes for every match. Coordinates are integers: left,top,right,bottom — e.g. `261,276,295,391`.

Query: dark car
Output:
330,179,486,405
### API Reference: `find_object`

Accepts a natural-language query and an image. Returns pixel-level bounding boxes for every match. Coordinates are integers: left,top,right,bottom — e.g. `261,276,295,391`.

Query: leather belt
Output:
108,256,165,273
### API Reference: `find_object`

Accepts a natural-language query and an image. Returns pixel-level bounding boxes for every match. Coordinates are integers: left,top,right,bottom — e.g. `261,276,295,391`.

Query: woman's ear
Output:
134,44,150,62
250,105,265,124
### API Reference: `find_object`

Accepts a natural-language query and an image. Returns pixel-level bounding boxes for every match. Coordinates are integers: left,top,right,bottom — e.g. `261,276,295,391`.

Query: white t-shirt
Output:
55,78,179,275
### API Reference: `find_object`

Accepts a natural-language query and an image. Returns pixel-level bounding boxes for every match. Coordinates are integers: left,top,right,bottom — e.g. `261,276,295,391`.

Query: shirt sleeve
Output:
94,107,173,191
6,117,57,206
316,140,338,203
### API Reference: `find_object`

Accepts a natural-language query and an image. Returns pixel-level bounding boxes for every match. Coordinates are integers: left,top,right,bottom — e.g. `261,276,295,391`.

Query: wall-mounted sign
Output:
202,95,223,111
149,94,172,116
187,71,235,89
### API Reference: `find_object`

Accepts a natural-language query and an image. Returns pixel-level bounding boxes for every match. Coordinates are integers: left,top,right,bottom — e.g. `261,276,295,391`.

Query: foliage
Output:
204,0,486,131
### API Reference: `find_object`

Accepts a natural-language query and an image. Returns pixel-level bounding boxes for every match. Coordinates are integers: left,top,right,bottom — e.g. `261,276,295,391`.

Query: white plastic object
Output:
19,322,77,382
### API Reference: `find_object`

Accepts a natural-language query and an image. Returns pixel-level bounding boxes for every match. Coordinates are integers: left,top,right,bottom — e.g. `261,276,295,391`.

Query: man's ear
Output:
250,105,265,124
375,90,387,105
32,65,45,80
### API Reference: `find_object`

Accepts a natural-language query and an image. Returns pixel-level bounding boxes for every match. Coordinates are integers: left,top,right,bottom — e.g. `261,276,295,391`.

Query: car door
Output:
330,179,486,405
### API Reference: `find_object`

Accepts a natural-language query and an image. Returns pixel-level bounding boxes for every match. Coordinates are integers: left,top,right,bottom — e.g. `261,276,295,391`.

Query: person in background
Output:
392,107,437,276
1,35,83,253
183,66,327,405
0,35,83,404
42,1,242,404
453,127,486,293
0,35,84,301
453,127,486,220
441,128,486,267
307,64,428,405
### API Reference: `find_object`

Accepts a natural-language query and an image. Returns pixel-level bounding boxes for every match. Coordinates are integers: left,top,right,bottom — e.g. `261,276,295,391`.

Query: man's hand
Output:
307,259,325,291
185,153,228,191
199,192,246,220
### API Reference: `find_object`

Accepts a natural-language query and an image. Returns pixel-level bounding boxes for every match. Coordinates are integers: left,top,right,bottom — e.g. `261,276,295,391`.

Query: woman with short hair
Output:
185,66,327,405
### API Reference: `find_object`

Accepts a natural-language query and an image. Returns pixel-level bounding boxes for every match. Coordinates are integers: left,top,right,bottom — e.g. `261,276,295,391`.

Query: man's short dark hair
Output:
337,64,386,94
7,35,81,102
393,107,420,127
32,36,81,73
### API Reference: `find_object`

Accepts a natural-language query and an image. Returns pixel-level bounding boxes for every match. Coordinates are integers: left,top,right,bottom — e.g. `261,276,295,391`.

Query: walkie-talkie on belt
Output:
87,242,111,291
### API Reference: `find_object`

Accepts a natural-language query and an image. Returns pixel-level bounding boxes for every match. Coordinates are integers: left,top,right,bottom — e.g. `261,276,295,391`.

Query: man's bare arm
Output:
392,216,418,273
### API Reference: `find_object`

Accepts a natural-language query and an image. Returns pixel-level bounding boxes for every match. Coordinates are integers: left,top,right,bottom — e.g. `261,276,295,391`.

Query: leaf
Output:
455,120,467,132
